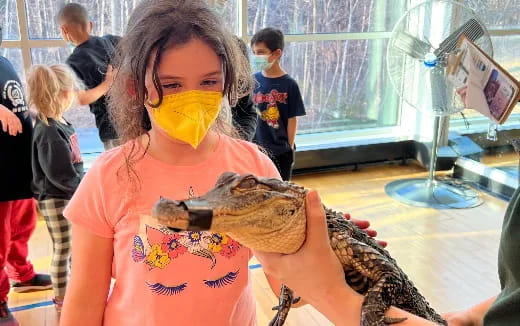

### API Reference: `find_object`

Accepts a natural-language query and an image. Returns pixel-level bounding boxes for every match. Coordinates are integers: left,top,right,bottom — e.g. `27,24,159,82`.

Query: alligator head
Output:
152,172,308,253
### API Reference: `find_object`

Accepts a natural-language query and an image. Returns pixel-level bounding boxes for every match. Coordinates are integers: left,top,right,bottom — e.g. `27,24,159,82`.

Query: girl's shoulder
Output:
89,142,129,173
220,135,279,178
221,135,267,159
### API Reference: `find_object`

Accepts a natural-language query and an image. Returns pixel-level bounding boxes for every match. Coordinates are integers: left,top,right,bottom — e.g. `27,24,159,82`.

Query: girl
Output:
60,1,283,325
27,64,84,312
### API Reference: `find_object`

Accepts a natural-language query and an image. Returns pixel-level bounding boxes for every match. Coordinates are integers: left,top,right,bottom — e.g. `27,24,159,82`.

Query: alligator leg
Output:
268,284,299,326
332,237,408,326
361,277,407,326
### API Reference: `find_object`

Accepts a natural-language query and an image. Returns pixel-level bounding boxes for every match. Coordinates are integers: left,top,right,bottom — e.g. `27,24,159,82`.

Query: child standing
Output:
58,3,120,150
0,35,52,326
251,27,306,181
60,1,284,325
27,64,84,312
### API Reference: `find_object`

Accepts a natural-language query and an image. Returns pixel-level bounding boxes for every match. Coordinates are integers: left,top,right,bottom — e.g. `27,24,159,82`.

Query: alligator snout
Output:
152,197,214,232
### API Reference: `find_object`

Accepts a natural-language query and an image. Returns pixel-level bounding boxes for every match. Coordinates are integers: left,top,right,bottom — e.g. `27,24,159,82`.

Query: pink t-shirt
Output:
64,135,280,326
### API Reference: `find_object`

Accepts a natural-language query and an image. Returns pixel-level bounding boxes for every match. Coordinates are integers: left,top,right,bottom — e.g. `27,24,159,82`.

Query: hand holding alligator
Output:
254,190,364,320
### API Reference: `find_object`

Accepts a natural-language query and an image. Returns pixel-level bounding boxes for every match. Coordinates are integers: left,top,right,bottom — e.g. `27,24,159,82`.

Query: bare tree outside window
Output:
2,0,519,148
0,0,20,40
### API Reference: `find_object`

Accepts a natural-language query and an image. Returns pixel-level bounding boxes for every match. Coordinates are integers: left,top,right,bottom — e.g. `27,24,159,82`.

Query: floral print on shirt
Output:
132,226,241,270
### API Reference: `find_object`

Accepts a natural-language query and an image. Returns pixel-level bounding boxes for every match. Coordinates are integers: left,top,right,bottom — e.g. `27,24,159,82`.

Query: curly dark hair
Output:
107,0,253,191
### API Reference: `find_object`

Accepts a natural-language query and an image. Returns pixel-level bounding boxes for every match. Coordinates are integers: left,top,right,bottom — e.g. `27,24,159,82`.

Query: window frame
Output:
4,0,519,153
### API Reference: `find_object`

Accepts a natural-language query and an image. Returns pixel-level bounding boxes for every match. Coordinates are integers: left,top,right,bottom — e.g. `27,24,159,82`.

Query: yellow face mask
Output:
150,90,223,149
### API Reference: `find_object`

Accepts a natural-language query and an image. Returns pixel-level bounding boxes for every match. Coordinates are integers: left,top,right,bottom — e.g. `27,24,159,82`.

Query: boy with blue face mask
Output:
251,27,306,181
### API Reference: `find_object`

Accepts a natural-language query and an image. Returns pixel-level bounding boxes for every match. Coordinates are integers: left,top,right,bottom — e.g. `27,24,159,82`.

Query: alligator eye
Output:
237,178,257,189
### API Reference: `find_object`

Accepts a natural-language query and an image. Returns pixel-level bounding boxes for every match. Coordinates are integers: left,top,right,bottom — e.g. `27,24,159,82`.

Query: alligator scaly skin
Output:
269,208,447,326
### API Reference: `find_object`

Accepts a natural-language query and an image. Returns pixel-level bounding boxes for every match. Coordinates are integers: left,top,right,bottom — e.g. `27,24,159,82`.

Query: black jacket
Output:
31,118,84,200
66,35,120,141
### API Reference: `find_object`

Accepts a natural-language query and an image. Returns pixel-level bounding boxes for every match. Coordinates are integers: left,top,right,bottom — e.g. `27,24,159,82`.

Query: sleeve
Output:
63,157,115,238
37,136,81,195
232,94,258,141
288,80,306,118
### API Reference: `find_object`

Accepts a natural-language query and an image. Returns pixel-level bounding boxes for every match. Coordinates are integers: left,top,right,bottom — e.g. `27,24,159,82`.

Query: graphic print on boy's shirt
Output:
131,186,244,296
254,89,288,130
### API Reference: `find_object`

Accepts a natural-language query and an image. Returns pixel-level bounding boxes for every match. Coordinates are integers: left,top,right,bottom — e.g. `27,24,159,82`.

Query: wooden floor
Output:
10,160,512,325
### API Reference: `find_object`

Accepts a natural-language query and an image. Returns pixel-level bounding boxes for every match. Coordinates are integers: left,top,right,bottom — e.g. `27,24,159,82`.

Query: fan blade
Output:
392,31,432,60
434,18,485,58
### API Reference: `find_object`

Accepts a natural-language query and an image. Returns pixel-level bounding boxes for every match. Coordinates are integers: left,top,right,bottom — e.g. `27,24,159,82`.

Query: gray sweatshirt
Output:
31,118,84,200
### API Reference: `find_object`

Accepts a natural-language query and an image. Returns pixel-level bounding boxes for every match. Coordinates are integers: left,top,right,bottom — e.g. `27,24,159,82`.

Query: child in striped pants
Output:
27,64,85,312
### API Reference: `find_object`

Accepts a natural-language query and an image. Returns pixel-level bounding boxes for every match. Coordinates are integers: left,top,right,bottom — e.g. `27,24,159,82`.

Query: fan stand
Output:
385,115,481,209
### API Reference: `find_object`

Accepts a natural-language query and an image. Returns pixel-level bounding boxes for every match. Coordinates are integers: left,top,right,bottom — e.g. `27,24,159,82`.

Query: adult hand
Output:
456,86,469,107
0,104,22,136
254,190,357,305
345,213,388,248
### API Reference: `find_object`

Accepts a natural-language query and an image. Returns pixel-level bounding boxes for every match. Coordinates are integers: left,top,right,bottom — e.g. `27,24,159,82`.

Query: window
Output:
221,0,238,34
0,48,23,80
492,35,520,85
283,40,399,134
7,0,517,164
247,0,405,135
24,0,141,39
0,0,20,40
31,46,70,65
247,0,406,34
466,0,520,29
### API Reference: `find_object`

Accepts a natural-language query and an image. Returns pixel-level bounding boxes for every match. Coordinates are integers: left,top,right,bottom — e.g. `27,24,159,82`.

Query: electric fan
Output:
385,0,493,209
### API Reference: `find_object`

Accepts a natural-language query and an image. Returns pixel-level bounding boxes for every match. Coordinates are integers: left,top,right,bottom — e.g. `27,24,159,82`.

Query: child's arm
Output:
287,78,306,149
76,65,115,106
76,83,110,106
287,117,297,149
60,224,113,326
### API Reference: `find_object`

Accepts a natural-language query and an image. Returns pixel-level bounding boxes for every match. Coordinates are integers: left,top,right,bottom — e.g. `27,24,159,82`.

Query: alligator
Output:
152,172,447,326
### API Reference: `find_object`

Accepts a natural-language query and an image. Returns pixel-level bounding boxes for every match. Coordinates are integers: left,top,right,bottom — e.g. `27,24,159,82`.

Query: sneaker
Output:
11,274,52,293
52,297,64,313
0,301,19,326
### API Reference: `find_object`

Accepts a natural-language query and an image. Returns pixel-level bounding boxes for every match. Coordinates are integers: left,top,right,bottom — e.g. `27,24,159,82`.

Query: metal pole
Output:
427,115,441,188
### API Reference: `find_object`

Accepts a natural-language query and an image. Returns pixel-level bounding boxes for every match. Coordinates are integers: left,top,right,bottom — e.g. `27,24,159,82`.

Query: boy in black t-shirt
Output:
250,28,306,181
58,3,119,150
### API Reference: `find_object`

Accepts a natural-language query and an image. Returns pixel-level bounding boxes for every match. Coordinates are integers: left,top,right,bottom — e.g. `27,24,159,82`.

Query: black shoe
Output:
11,274,52,293
0,301,19,326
